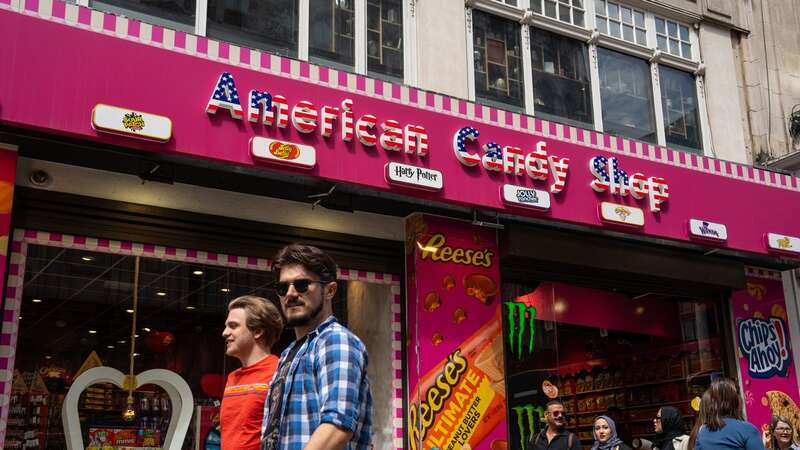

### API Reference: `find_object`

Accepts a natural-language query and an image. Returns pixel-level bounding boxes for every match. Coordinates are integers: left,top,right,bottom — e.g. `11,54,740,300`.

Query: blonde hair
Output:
228,296,284,347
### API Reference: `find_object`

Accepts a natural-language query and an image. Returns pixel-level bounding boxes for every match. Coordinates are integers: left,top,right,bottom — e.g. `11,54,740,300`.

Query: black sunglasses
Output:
275,279,327,296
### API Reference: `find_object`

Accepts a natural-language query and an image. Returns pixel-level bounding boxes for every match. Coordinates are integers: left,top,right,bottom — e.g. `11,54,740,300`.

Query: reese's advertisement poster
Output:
405,214,507,450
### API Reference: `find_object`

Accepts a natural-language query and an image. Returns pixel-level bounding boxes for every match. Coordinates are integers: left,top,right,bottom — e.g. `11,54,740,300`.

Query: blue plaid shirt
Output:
261,315,373,450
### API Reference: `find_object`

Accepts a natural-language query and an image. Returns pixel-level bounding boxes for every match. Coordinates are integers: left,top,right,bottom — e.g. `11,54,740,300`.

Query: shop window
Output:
531,0,586,27
207,0,299,57
598,47,657,143
595,0,646,46
502,282,724,450
367,0,404,80
472,10,525,110
530,28,593,127
4,235,399,448
660,65,702,153
309,0,356,68
90,0,195,32
655,17,692,60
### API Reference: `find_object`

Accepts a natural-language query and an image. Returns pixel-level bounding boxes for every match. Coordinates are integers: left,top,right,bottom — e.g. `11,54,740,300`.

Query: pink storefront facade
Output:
1,1,800,449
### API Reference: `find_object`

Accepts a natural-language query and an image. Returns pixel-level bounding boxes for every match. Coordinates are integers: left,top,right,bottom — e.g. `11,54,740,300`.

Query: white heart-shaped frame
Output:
62,367,195,450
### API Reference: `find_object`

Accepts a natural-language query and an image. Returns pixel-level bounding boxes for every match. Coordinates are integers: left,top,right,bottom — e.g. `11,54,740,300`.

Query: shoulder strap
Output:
568,432,574,448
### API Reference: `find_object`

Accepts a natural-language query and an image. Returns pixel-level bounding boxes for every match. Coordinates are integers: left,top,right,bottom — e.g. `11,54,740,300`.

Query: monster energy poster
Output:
405,214,507,450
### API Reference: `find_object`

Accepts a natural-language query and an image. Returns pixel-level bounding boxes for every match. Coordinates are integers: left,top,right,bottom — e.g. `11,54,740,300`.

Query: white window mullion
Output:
644,12,658,53
588,43,603,131
688,23,700,62
651,62,666,146
696,73,713,155
521,24,535,116
195,0,207,36
403,0,418,86
354,0,367,74
298,0,310,61
585,0,597,30
466,8,477,102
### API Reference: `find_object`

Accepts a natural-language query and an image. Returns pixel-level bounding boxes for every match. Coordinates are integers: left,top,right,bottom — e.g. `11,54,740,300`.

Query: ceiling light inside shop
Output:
186,305,196,310
220,288,230,293
142,327,151,332
118,340,126,344
45,355,51,359
18,316,22,320
88,330,97,334
107,345,114,349
156,291,167,297
126,309,134,314
133,353,140,357
81,255,95,262
32,298,42,303
193,270,203,275
635,306,646,315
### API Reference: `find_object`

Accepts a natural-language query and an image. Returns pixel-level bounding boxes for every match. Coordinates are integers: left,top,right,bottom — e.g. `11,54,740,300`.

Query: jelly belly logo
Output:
268,141,300,160
738,316,791,378
251,137,316,169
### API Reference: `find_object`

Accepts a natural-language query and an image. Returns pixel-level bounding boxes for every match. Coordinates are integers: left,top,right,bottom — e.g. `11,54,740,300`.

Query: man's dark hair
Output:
545,400,564,410
272,244,338,282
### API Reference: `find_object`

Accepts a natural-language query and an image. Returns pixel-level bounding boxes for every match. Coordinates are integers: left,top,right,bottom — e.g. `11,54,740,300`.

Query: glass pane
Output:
597,17,608,34
668,20,678,37
207,0,298,57
598,47,656,143
681,42,692,59
92,0,195,29
531,0,542,14
506,0,518,6
367,0,404,79
574,10,584,27
530,27,593,126
680,25,690,41
607,1,619,19
669,38,680,55
657,35,668,51
634,10,645,27
595,0,606,16
309,0,355,67
609,20,621,38
473,10,525,109
545,0,557,18
621,6,632,24
559,4,571,22
503,282,721,450
573,0,583,8
660,65,702,151
636,28,647,45
655,17,665,34
623,24,634,42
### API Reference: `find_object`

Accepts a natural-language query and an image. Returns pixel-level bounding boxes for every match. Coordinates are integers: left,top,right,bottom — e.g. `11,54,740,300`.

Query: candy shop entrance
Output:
499,224,745,450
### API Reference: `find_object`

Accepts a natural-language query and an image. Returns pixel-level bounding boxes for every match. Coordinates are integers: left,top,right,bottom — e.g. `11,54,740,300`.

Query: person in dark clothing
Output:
592,415,633,450
528,400,582,450
653,406,688,450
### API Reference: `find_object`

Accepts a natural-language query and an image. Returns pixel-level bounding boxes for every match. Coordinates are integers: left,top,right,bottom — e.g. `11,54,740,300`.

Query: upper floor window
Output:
598,47,656,143
655,17,692,59
530,28,593,127
367,0,404,79
472,10,525,109
309,0,355,68
660,65,702,152
531,0,586,27
595,0,646,46
91,0,195,31
494,0,519,6
207,0,298,57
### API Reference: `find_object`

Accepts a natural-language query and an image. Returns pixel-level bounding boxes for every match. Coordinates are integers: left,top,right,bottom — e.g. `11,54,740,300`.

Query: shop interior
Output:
502,281,725,450
7,240,395,450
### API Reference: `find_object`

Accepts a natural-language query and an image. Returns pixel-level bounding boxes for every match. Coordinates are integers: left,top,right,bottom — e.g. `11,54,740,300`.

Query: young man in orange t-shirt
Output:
221,295,284,450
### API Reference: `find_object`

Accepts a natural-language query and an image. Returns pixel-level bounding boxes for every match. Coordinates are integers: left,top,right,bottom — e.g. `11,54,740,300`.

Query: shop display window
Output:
472,10,525,110
367,0,404,80
90,0,196,32
530,28,593,128
598,47,657,143
207,0,299,57
2,231,399,449
659,65,702,153
502,281,725,450
309,0,356,69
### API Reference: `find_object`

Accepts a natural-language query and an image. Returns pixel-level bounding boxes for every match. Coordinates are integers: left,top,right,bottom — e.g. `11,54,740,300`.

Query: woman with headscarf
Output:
762,416,800,450
593,415,632,450
653,406,689,450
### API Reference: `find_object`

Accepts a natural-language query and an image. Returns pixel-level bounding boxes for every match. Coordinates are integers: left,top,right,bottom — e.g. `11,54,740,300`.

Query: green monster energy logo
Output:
512,404,544,450
504,301,537,358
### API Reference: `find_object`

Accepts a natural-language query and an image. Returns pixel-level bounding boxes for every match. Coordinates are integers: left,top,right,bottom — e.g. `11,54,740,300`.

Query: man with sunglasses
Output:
528,400,581,450
261,244,372,450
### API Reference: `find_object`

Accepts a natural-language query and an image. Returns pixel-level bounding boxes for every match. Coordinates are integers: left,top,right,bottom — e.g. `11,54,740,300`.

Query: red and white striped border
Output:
0,229,403,450
1,0,798,194
744,265,783,281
